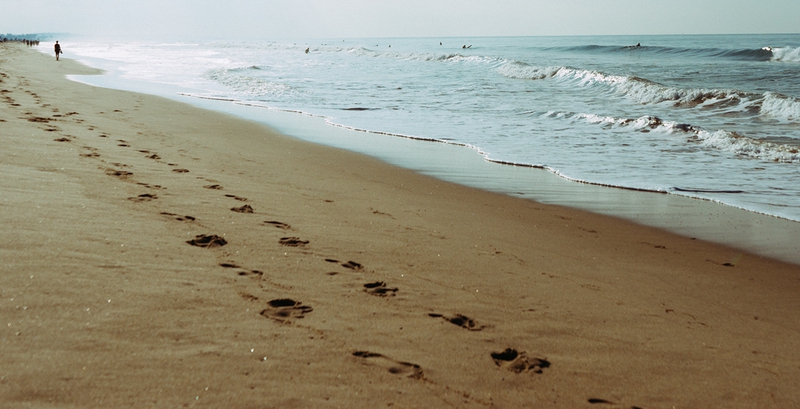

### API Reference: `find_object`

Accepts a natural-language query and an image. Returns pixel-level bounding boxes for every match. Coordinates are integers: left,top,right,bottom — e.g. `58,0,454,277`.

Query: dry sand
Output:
2,43,799,408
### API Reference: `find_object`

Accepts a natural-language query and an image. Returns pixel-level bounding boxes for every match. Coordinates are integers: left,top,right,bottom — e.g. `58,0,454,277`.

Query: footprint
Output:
587,399,645,409
428,313,484,331
127,193,157,202
186,234,227,248
172,168,189,173
279,237,309,247
160,212,196,221
146,153,161,160
203,184,223,190
260,299,313,322
264,221,291,230
588,399,615,405
137,182,164,189
219,262,240,268
105,169,133,179
352,351,423,380
219,263,262,277
53,137,72,142
225,194,247,201
490,348,550,374
364,281,398,297
238,270,264,277
231,204,254,213
240,292,259,302
341,261,363,270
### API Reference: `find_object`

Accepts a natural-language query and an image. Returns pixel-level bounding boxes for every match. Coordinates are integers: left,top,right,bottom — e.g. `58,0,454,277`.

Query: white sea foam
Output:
694,129,800,163
555,111,800,163
512,64,800,123
761,92,800,121
495,62,563,80
205,68,292,97
770,46,800,62
344,46,499,65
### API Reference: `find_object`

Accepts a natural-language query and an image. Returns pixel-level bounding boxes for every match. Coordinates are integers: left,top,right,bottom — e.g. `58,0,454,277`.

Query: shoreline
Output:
52,35,800,225
181,93,800,266
55,46,800,265
3,43,800,408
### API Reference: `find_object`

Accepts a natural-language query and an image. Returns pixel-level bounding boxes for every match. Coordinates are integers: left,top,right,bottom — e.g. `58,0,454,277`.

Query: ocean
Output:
52,34,800,224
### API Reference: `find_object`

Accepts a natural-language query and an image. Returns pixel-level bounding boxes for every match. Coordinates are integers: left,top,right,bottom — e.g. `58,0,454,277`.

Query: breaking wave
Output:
545,111,800,163
498,63,800,122
552,44,800,62
767,46,800,62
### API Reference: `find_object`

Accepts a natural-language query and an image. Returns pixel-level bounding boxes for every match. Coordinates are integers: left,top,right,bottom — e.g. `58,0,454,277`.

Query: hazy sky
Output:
3,0,799,40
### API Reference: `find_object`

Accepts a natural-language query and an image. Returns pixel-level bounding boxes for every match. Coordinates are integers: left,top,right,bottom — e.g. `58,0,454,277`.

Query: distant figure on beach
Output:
305,47,309,54
54,41,62,61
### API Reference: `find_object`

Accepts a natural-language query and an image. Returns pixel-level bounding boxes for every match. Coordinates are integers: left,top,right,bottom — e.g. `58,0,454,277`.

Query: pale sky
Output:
3,0,799,40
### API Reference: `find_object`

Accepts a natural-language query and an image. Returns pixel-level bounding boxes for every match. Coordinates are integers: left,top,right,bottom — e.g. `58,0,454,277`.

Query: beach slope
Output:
2,43,799,408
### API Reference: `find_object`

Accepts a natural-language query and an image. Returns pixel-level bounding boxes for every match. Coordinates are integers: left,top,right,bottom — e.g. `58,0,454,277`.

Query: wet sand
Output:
2,43,800,408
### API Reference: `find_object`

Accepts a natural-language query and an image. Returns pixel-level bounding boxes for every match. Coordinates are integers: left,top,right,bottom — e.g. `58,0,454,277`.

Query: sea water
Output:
55,34,800,223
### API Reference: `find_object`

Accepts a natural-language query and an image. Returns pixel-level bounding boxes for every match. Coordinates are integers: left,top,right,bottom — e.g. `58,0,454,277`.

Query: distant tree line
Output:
2,38,40,46
2,33,59,45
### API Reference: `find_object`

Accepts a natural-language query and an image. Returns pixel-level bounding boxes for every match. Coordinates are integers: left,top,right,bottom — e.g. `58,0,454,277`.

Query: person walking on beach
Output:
54,41,62,61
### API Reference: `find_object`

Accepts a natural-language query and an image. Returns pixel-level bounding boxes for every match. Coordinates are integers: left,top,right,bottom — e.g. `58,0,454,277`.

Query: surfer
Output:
54,41,62,61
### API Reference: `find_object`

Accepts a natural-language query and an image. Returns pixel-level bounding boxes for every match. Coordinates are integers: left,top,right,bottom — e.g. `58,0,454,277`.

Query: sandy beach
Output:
2,42,800,408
